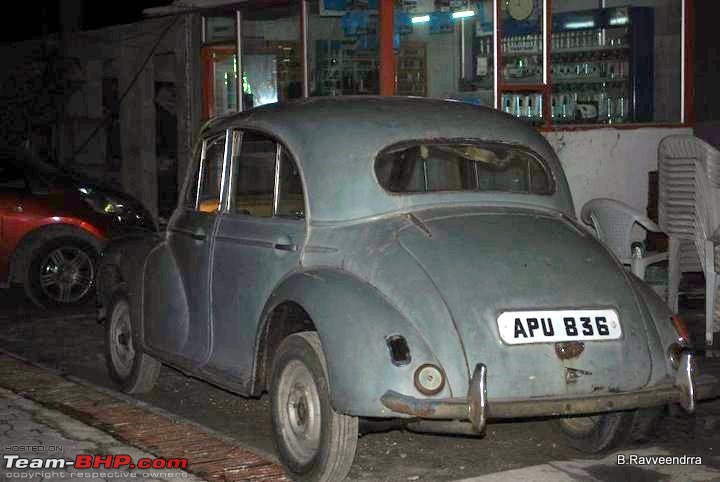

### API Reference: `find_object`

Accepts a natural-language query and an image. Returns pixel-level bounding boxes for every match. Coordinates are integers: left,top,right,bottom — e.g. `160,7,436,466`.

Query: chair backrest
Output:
658,134,720,273
658,135,697,239
580,198,647,260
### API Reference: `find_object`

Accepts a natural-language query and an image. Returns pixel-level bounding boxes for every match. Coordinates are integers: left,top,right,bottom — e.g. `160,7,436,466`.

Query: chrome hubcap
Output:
278,360,322,464
39,246,93,303
109,300,135,378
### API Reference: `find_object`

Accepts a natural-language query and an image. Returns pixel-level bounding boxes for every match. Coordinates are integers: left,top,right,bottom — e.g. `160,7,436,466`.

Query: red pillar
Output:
379,0,395,96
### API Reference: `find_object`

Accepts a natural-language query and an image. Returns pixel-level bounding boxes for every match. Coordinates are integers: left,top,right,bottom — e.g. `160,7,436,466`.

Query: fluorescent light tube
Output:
411,14,430,23
452,10,476,19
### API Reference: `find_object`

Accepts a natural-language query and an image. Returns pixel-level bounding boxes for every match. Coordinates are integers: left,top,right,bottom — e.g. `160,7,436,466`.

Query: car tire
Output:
627,407,664,443
105,293,160,394
554,411,634,454
271,331,359,482
25,236,98,310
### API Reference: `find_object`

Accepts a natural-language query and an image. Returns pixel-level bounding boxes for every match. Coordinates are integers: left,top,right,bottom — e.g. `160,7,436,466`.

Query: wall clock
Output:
505,0,534,21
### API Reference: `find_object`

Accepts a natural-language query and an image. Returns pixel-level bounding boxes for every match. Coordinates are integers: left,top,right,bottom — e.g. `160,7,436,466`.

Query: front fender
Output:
267,268,451,417
141,240,189,355
97,233,158,311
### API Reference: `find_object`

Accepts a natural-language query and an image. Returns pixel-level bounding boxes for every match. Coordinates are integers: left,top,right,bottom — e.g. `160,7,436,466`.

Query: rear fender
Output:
262,268,449,417
631,277,679,382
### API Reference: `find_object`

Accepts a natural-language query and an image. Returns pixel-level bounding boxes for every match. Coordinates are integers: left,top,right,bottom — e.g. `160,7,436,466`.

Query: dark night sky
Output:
1,1,174,43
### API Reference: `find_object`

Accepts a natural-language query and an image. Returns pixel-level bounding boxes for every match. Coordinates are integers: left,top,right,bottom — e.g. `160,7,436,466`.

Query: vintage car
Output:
98,97,717,482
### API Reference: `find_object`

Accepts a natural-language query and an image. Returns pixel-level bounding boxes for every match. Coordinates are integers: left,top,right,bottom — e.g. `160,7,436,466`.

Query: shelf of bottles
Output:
472,34,494,91
473,5,654,126
501,91,544,125
396,42,427,97
551,26,631,124
501,33,543,84
316,40,379,96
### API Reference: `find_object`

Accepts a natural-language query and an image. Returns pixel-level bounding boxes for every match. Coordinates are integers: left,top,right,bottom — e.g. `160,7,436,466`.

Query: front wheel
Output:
25,237,97,310
105,293,160,394
271,332,358,482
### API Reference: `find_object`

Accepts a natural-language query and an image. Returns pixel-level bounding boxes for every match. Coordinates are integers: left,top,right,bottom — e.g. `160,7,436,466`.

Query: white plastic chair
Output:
581,198,668,281
659,134,720,346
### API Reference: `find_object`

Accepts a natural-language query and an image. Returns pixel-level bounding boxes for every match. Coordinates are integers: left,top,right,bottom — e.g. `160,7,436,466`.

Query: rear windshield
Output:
375,141,553,195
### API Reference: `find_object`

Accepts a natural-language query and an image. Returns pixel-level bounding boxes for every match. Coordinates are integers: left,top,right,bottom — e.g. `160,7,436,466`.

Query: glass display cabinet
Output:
549,6,654,124
472,4,655,125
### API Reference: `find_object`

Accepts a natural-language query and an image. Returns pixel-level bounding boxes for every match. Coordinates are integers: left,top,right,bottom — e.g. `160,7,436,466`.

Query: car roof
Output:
203,97,574,223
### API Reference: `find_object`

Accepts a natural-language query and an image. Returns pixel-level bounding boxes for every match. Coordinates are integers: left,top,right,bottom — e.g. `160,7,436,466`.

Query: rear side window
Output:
375,141,553,195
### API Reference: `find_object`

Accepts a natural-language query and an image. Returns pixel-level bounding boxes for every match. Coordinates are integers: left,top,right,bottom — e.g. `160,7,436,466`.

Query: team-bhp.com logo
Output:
4,454,189,470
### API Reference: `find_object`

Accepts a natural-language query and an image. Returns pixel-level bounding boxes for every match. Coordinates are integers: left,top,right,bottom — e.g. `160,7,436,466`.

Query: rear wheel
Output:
555,412,632,453
271,332,358,482
554,408,663,453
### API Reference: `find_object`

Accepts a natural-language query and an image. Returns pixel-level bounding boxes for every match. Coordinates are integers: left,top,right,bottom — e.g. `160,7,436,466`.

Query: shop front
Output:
147,0,694,215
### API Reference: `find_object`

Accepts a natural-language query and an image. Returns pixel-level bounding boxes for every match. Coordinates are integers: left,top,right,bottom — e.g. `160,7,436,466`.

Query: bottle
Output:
503,94,512,114
535,93,543,120
606,95,614,124
502,94,512,114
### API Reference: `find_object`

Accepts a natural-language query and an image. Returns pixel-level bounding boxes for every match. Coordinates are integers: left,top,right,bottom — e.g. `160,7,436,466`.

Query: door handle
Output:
274,243,297,252
169,227,206,241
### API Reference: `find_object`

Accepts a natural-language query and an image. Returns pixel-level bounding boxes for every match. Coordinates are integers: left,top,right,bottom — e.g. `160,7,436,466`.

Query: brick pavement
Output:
1,387,204,481
0,353,288,482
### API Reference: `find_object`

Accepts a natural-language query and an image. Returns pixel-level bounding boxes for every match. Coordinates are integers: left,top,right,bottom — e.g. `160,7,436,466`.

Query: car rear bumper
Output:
380,351,719,433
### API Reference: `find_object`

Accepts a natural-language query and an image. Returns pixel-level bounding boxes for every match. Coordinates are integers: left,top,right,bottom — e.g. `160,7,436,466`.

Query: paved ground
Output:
0,387,203,482
1,287,719,481
0,354,287,481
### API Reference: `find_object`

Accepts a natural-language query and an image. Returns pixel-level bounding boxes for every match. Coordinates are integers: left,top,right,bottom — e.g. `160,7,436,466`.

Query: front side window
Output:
375,141,553,195
184,133,226,212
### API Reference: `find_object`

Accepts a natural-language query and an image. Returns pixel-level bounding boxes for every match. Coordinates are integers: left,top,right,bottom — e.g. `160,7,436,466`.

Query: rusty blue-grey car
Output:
98,97,717,482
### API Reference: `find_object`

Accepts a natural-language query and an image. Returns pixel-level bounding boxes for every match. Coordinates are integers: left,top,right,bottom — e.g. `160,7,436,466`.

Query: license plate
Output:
497,309,622,345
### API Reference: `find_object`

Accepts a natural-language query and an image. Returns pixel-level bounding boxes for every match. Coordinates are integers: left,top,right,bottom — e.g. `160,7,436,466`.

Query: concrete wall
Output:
543,126,691,217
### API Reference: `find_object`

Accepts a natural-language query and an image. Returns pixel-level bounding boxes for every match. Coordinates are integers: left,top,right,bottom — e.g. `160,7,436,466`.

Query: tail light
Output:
671,314,690,345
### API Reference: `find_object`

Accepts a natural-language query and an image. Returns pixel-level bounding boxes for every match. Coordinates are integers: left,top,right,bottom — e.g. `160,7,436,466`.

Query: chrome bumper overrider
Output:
380,351,719,433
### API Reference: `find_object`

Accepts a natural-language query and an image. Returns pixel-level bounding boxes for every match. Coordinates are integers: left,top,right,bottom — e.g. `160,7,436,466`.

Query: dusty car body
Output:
99,97,717,481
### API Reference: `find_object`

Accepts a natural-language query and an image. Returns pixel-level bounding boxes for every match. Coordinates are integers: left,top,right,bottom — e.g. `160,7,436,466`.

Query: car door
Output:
156,131,230,365
208,129,306,387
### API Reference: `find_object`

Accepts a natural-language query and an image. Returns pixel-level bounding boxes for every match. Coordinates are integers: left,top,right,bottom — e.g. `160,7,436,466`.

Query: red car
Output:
0,149,155,308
